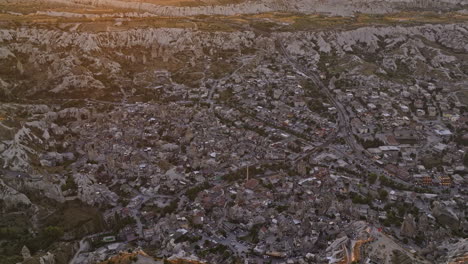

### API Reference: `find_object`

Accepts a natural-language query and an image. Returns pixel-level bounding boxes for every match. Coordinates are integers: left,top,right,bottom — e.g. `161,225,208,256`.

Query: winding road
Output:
275,39,385,172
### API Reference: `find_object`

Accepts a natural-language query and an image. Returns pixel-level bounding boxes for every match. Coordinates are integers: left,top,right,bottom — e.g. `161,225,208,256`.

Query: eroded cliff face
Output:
2,0,468,16
0,22,466,209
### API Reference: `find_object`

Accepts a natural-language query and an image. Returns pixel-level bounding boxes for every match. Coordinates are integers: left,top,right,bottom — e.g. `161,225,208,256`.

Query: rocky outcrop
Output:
21,245,31,260
21,242,76,264
418,213,430,232
0,22,466,174
325,235,349,263
0,179,31,208
437,239,468,264
432,201,460,230
38,252,55,264
0,126,39,171
74,173,119,206
22,179,65,203
2,24,466,59
13,0,468,17
400,213,417,238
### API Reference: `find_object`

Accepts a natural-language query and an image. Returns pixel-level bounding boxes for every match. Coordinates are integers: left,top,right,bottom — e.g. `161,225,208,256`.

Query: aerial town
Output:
0,0,467,264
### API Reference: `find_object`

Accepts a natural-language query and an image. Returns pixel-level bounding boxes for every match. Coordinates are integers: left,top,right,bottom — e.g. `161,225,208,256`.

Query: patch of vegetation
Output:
44,200,105,237
154,198,179,217
378,189,388,200
211,60,237,79
350,192,372,205
291,15,353,31
185,182,212,201
275,204,288,213
0,214,31,261
302,80,330,115
368,173,378,184
219,87,234,101
108,214,136,232
379,175,408,191
421,155,443,169
250,20,277,33
61,175,78,192
174,234,202,244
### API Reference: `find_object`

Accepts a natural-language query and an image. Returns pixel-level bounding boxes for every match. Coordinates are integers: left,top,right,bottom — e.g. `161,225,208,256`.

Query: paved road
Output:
275,39,398,178
277,39,424,189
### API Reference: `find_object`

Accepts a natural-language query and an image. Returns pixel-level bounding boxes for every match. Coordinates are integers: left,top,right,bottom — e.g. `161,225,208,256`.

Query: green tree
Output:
42,226,64,241
368,173,378,184
379,189,388,200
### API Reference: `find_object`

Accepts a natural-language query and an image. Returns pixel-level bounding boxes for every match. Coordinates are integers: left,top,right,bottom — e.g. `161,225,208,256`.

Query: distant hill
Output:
2,0,467,16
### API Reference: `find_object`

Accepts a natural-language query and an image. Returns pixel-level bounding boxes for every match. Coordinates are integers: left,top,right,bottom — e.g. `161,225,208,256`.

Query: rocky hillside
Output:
2,0,468,16
1,17,467,170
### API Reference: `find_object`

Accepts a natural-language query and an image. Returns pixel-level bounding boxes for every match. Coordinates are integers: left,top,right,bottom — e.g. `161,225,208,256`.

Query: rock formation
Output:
432,201,460,230
0,179,31,208
21,245,31,260
2,0,468,16
39,252,56,264
400,213,417,238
